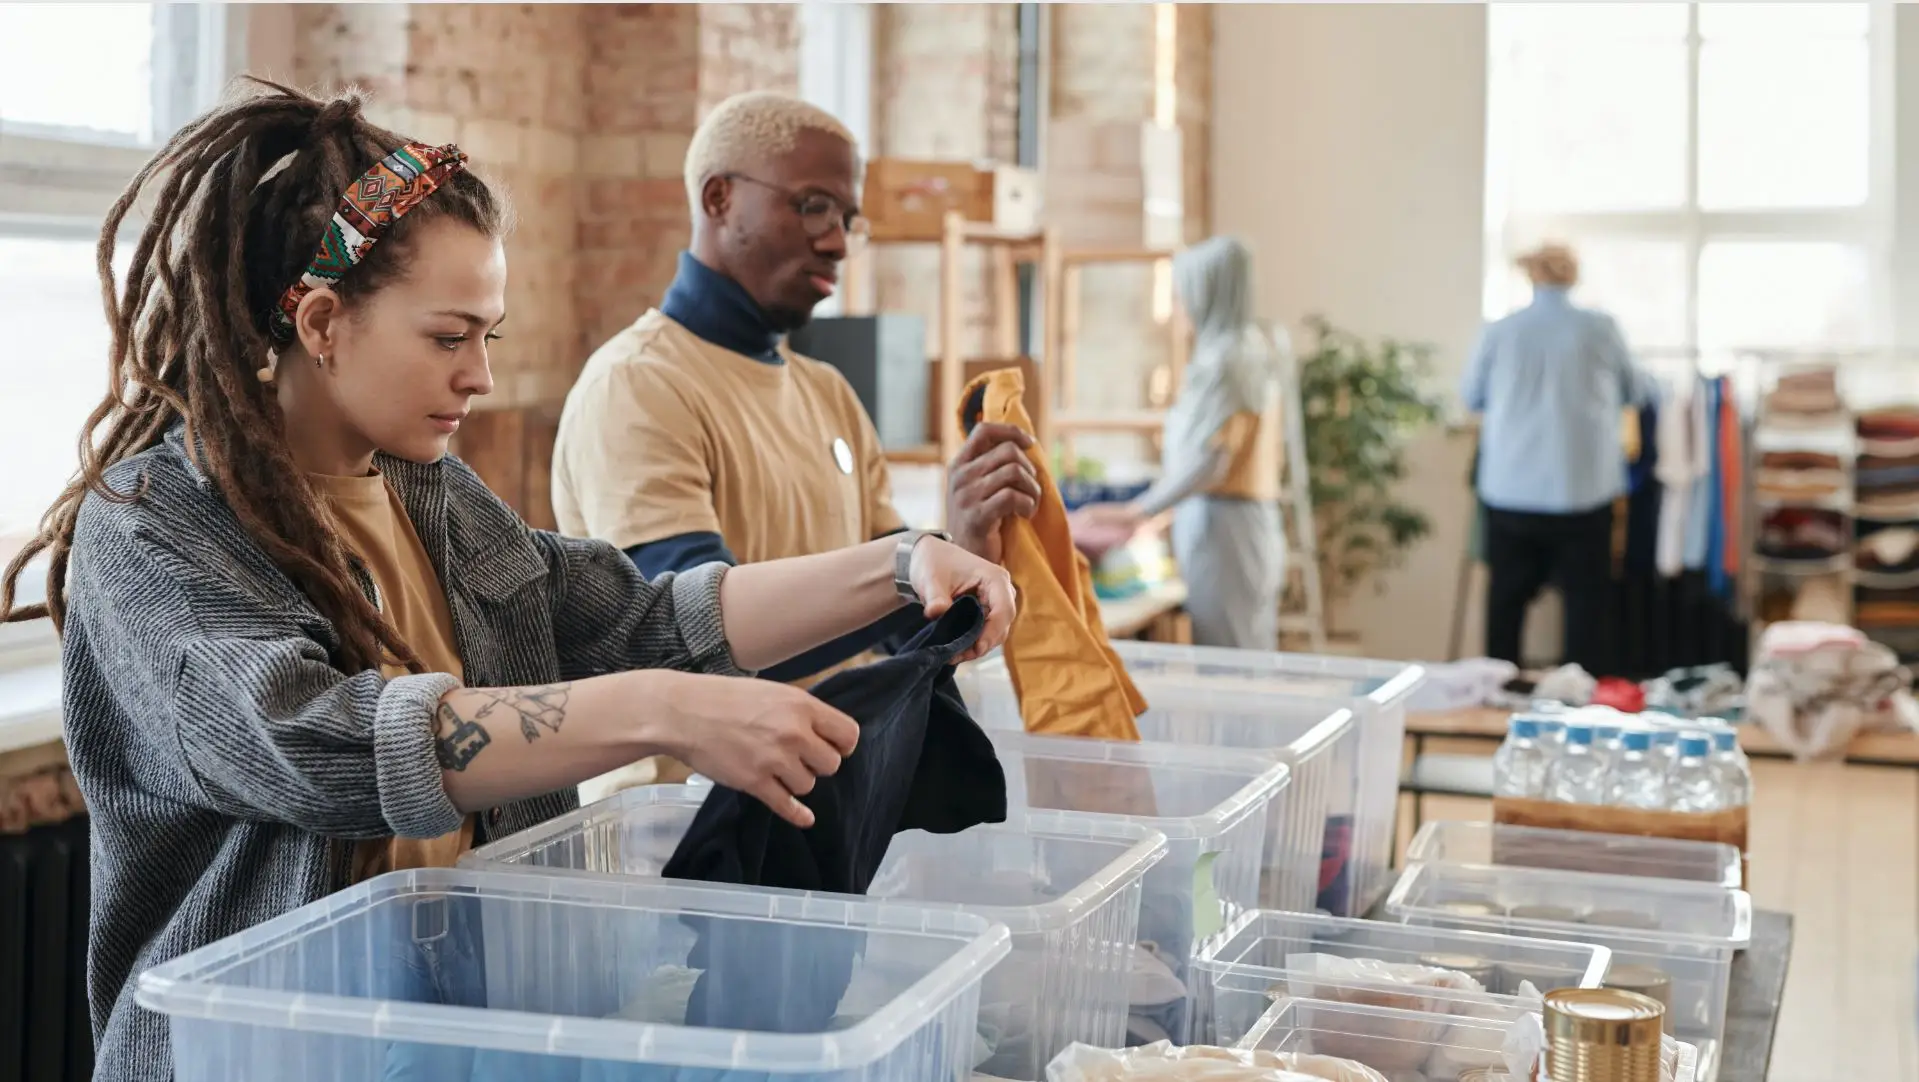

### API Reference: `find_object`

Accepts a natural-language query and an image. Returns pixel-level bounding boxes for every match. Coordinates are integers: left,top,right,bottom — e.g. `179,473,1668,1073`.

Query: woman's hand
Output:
649,671,861,828
1069,502,1145,560
906,536,1017,662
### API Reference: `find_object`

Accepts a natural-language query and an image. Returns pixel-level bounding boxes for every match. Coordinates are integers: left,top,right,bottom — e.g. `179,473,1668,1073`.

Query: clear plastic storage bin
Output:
462,787,1169,1082
1407,821,1744,888
960,643,1423,917
985,730,1291,1042
1192,908,1613,1046
137,868,1010,1082
1235,997,1699,1082
1386,862,1753,1082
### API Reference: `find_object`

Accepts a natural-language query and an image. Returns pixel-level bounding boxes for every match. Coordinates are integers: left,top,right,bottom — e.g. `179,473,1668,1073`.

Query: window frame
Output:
1483,1,1895,356
0,3,236,669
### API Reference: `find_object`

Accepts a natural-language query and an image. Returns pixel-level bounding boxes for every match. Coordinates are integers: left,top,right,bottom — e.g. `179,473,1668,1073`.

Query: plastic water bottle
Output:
1594,724,1626,769
1605,730,1668,810
1493,718,1551,798
1709,729,1753,808
1545,724,1607,805
1537,717,1568,753
1668,735,1725,813
1651,729,1679,768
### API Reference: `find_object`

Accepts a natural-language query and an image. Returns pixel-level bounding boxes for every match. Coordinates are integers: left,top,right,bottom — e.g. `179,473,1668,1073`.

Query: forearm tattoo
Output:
433,683,574,771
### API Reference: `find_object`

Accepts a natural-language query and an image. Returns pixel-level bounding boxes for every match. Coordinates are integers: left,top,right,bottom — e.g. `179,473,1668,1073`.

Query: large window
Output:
0,4,230,557
0,3,230,658
1483,3,1890,357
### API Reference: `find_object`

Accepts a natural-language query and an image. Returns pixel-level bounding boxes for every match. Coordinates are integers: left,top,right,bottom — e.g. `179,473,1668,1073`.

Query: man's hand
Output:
946,423,1042,563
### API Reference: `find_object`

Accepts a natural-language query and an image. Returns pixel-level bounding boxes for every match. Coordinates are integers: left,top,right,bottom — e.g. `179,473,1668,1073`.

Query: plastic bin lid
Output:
136,868,1013,1071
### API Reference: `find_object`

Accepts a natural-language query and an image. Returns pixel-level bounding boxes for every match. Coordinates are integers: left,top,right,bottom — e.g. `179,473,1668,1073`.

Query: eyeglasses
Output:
725,173,870,244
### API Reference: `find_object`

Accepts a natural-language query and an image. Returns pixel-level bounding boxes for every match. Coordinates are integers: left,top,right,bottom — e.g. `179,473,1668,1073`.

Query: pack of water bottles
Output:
1492,707,1754,813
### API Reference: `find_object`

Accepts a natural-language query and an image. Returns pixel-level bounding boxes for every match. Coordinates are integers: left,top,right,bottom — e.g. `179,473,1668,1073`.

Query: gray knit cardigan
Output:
59,423,742,1078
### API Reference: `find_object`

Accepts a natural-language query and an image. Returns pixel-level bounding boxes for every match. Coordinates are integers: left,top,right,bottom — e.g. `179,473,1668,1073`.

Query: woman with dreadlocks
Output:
0,80,1016,1075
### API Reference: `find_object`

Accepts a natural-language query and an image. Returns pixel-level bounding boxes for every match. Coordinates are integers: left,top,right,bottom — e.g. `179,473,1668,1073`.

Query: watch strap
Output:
894,529,952,604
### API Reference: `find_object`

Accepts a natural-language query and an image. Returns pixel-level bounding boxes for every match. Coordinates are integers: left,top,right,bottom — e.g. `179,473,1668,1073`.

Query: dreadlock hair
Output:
0,78,510,676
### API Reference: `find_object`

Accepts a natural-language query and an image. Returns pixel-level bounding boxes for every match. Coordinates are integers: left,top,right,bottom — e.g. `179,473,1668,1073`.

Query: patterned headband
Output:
267,142,470,344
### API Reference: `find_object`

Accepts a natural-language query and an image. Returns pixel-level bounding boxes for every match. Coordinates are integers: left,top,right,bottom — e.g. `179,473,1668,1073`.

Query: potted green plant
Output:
1294,314,1445,634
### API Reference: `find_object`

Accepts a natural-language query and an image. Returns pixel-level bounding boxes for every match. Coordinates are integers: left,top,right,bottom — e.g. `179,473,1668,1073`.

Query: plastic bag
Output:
1044,1041,1389,1082
1282,953,1487,1013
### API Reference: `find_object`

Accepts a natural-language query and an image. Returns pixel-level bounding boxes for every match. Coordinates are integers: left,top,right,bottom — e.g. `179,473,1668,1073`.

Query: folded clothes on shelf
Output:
1764,368,1844,417
1858,526,1919,575
1756,507,1848,561
1858,454,1919,491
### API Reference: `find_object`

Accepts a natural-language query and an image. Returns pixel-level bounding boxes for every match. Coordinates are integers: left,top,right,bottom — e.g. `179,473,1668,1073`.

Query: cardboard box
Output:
863,159,1042,242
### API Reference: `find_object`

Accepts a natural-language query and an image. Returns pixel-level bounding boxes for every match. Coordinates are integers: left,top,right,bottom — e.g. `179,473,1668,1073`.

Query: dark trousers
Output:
1483,502,1614,674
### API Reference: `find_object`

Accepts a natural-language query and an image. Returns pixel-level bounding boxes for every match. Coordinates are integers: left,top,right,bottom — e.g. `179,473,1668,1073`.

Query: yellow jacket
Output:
959,369,1147,740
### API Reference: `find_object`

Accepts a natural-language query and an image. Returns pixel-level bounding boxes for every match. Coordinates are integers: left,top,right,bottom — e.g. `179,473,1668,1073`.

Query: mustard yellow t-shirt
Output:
553,311,907,793
553,309,905,561
309,471,474,884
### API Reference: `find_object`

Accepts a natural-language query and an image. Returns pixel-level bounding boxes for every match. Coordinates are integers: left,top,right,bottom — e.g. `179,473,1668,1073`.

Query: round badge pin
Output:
832,437,854,475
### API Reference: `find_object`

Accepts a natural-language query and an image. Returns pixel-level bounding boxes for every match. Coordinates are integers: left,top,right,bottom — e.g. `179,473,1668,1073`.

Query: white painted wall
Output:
1212,3,1493,663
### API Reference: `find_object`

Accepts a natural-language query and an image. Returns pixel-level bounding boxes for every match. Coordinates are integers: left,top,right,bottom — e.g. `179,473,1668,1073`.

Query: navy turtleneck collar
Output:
660,250,785,366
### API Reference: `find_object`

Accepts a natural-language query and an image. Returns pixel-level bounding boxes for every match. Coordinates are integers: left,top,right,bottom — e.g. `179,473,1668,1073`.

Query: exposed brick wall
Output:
278,3,799,523
1045,4,1212,472
1177,3,1213,244
871,4,1020,366
696,5,801,120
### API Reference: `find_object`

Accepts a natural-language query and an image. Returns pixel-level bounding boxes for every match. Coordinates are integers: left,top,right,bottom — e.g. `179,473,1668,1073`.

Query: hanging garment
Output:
958,368,1147,740
1717,381,1743,589
1653,375,1696,577
1624,400,1662,576
1683,378,1717,573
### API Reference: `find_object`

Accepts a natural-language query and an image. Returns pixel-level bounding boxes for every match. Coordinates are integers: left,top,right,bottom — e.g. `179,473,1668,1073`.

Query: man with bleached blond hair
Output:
553,91,1038,704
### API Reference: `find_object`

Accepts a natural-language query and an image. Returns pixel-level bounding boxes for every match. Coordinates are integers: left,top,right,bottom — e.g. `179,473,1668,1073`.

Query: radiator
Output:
1,814,92,1082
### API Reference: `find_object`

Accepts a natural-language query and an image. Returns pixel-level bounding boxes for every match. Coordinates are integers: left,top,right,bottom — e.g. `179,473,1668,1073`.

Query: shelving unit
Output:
1743,356,1859,654
840,211,1062,469
1050,247,1186,462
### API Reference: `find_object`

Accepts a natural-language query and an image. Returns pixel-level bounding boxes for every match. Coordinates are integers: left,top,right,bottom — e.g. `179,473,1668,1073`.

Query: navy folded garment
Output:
664,595,1009,1035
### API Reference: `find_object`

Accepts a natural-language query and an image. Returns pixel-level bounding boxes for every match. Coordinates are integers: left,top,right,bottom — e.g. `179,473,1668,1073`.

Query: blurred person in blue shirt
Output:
1462,243,1658,673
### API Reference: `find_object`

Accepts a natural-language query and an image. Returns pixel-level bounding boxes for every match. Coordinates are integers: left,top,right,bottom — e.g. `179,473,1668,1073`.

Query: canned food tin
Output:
1543,987,1665,1082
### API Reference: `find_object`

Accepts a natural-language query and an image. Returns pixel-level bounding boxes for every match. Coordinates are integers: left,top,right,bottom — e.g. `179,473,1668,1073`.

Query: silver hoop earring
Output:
316,353,325,369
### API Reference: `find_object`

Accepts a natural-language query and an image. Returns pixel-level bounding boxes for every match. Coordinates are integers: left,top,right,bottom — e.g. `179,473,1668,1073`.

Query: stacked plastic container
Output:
1387,860,1752,1082
136,868,1012,1082
460,784,1169,1081
1406,820,1745,889
984,730,1292,1042
1236,997,1701,1082
961,642,1424,917
1192,909,1613,1046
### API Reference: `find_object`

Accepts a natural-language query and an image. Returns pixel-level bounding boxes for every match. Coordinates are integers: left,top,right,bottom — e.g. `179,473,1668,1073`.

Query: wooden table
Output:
1409,704,1919,766
1099,578,1191,643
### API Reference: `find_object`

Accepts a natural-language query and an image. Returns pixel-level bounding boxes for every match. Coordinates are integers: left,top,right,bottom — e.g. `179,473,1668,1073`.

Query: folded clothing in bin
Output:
665,596,1009,1033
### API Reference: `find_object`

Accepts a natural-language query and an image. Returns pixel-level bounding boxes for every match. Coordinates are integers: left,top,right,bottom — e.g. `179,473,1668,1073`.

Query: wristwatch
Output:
893,529,952,604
